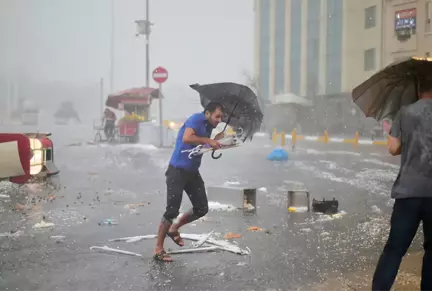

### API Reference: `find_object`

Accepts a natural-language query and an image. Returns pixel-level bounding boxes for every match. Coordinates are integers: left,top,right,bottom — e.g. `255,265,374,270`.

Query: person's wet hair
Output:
418,78,432,94
204,102,224,114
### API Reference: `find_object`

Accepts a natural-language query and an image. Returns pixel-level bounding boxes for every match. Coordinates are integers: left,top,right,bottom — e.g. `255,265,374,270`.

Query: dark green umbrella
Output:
190,82,264,141
352,56,432,121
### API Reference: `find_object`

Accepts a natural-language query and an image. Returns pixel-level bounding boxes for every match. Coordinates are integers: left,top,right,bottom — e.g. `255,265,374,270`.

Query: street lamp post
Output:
135,0,152,87
109,0,115,93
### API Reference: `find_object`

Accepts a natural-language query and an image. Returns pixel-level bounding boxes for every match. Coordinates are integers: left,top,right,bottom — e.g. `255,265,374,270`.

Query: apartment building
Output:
254,0,431,102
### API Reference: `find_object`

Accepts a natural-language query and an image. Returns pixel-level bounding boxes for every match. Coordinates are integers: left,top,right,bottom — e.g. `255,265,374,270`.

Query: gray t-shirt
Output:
390,98,432,199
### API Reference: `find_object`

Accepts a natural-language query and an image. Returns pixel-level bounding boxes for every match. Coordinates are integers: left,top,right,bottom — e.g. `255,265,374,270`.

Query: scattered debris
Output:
124,202,149,209
50,235,65,243
98,218,118,226
50,235,65,240
110,233,251,255
247,226,264,232
167,246,219,255
33,220,55,229
192,230,214,247
208,201,236,212
244,203,255,210
224,232,241,239
0,194,10,199
0,230,23,238
300,228,312,233
288,206,309,213
90,245,142,257
371,205,382,214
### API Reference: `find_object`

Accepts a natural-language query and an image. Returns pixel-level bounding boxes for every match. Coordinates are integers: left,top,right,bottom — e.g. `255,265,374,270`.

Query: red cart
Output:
105,87,162,143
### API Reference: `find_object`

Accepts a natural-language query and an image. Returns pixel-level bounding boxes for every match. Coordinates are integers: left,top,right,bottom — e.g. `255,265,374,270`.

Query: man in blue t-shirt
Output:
154,102,224,262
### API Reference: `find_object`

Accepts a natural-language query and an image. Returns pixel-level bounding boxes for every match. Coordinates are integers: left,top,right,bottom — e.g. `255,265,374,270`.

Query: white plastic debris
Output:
258,187,268,192
371,205,382,214
50,235,65,240
109,234,157,243
90,245,142,257
0,230,23,238
208,201,237,212
110,233,251,255
33,220,55,229
192,230,214,248
0,194,10,199
245,203,255,210
167,246,219,255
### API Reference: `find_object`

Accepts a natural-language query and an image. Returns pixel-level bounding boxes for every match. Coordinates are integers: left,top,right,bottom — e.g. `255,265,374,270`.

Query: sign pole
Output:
152,66,168,148
158,83,163,147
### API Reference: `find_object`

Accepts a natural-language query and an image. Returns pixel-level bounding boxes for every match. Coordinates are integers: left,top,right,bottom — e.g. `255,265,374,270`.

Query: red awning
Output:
106,87,162,109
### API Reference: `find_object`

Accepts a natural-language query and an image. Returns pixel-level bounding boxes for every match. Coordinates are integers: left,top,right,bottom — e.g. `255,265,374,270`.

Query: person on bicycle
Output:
102,108,116,139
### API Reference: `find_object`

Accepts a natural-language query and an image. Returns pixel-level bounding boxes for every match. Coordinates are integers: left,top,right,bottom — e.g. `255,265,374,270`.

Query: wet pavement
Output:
0,125,423,290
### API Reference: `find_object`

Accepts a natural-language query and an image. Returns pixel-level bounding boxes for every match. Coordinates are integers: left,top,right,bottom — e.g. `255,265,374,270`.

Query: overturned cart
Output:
0,132,59,184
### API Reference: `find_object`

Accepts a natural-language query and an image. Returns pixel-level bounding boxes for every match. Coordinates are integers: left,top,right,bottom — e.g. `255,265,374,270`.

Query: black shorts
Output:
163,165,208,221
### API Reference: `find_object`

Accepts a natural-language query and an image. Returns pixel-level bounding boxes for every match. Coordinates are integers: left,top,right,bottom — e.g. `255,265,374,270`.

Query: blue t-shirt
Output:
169,112,214,171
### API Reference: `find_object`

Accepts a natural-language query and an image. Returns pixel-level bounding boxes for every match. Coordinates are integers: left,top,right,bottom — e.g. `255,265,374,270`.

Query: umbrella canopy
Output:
352,56,432,121
190,82,263,140
106,87,161,109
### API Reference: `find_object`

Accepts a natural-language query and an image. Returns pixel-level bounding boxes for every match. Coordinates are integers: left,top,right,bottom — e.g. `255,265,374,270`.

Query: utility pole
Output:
109,0,115,93
135,0,152,87
145,0,150,87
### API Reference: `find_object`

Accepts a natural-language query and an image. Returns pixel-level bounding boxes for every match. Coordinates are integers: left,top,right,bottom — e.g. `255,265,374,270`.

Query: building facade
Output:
383,0,432,64
254,0,432,102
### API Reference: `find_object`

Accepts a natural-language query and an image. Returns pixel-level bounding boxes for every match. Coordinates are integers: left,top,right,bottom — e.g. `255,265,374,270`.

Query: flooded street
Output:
0,125,422,290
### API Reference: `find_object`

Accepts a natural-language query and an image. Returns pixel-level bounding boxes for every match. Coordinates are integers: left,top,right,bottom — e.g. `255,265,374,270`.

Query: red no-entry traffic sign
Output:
152,66,168,84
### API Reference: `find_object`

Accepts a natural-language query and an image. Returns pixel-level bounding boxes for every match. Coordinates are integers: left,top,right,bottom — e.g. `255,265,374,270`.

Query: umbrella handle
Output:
211,150,222,159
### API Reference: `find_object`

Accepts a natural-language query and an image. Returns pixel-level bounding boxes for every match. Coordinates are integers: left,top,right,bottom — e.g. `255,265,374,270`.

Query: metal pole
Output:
109,0,115,93
145,0,150,87
100,78,104,115
159,84,163,147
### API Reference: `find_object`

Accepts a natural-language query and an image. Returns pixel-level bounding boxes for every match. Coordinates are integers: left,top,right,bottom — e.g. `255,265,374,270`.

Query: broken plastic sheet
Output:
33,220,55,229
192,230,214,248
90,245,220,257
90,245,142,257
109,233,251,255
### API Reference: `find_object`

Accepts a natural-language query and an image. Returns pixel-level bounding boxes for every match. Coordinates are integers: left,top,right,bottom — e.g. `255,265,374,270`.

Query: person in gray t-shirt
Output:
372,81,432,291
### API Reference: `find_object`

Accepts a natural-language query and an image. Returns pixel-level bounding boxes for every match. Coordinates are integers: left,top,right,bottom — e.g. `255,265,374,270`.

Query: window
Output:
365,5,376,29
426,1,432,33
364,48,376,71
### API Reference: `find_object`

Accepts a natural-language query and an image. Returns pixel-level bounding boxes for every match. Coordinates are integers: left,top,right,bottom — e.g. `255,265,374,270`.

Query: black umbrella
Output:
190,82,264,141
352,56,432,121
